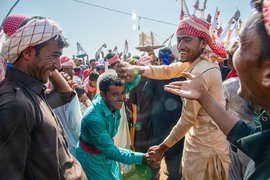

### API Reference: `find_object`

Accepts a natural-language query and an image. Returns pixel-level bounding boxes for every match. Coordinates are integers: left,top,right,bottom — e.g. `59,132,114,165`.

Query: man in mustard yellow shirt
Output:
116,16,230,180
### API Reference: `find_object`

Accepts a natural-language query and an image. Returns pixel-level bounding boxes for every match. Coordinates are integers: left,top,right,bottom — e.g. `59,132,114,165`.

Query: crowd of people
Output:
0,0,269,179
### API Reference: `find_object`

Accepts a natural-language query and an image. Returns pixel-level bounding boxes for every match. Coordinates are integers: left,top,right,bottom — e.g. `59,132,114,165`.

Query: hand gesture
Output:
60,72,77,90
115,62,136,82
142,152,161,169
164,72,205,100
146,145,167,169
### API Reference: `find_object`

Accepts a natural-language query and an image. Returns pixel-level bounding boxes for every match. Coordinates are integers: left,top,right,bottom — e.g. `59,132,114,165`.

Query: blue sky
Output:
1,0,252,58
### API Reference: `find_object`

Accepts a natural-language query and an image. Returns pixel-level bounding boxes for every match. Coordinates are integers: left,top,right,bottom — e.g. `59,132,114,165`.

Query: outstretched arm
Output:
164,72,238,136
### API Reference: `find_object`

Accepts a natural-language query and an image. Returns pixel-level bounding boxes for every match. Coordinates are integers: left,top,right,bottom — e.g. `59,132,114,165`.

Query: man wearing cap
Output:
53,55,83,157
74,57,83,67
164,0,270,179
0,15,86,179
116,16,230,179
60,55,74,78
82,58,97,84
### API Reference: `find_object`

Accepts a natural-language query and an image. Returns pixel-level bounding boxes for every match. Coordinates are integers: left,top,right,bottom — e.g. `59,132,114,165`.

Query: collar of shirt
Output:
7,67,46,94
93,94,119,119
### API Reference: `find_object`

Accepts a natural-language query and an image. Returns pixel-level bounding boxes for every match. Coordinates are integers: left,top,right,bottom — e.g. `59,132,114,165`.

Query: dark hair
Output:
33,35,68,56
251,0,270,66
99,74,123,93
96,64,105,71
90,59,96,64
73,67,81,73
75,86,86,98
105,52,115,61
89,71,99,81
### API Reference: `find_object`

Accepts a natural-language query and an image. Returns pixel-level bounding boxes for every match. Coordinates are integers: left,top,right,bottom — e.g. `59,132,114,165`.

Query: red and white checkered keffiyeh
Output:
263,0,270,37
0,14,30,80
60,55,74,68
176,16,227,59
1,17,63,64
2,14,30,37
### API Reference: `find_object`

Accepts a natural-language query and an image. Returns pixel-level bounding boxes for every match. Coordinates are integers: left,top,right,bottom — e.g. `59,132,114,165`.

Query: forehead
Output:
238,14,261,54
43,39,63,54
177,35,196,39
108,85,124,93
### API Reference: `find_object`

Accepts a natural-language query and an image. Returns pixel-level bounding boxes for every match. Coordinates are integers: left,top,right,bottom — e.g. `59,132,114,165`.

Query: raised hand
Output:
164,72,206,100
59,71,77,90
115,62,136,82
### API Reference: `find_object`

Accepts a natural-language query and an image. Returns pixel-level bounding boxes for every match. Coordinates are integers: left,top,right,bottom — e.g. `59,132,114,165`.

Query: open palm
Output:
164,73,205,100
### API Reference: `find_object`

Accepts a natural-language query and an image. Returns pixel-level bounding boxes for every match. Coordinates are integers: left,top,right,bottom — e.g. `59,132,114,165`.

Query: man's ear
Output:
261,61,270,87
200,39,207,49
21,47,35,61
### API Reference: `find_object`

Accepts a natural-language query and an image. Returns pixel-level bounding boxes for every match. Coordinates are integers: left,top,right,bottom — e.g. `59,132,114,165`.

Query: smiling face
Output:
177,35,206,62
101,85,125,112
29,39,63,83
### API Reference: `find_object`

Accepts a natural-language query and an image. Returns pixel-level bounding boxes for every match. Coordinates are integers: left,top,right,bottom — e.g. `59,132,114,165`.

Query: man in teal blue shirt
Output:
76,74,148,179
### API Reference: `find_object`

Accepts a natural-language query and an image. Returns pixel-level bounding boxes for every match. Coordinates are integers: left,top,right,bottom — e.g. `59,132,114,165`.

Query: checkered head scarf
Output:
176,16,227,59
0,14,30,80
1,16,64,64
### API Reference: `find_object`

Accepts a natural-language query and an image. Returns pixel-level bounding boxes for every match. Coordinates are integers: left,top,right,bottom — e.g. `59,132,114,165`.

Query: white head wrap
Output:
1,17,63,64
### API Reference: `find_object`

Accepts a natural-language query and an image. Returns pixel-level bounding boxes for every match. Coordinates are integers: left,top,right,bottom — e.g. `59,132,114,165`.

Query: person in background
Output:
84,71,99,101
143,47,185,179
0,14,86,179
164,0,270,178
74,57,83,68
59,55,74,78
128,55,153,154
82,58,97,83
96,63,105,74
73,67,83,86
75,86,92,115
53,55,83,157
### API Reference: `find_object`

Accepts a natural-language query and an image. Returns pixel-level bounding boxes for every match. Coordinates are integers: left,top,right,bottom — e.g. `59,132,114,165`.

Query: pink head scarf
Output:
60,55,74,68
138,55,152,66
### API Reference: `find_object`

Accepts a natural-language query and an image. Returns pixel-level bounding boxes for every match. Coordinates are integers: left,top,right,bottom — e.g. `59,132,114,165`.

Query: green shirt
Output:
76,75,143,180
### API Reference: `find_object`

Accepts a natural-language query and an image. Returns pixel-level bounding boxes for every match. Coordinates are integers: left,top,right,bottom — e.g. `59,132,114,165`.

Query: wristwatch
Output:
133,69,139,75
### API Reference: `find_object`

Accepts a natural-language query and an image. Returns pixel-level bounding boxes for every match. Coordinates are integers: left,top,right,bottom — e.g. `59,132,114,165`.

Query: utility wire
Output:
1,0,21,29
73,0,178,27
